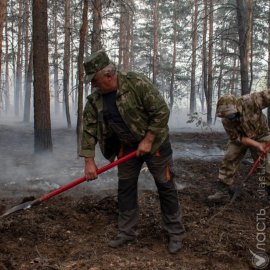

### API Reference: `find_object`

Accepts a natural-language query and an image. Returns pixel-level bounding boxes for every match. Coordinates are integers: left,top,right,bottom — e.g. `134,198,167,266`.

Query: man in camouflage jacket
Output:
208,91,270,202
79,50,185,253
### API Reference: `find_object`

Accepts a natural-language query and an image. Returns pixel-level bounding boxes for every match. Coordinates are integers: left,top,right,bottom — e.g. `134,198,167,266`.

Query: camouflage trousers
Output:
219,134,270,186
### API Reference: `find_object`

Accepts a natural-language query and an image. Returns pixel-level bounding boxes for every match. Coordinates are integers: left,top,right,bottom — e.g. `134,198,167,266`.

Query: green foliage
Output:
187,112,212,131
2,0,270,114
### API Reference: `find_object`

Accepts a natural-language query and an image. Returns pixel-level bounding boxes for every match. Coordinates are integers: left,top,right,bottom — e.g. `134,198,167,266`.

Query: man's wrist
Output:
85,157,95,163
144,132,156,143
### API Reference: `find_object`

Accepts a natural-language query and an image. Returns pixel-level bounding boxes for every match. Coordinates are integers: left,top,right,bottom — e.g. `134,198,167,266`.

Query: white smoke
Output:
0,109,226,199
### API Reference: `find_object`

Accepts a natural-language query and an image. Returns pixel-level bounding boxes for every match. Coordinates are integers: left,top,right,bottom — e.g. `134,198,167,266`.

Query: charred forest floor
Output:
0,123,269,270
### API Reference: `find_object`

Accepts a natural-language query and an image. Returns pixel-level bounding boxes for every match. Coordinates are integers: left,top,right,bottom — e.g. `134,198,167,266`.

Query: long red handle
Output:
247,140,270,177
39,151,137,202
230,140,270,204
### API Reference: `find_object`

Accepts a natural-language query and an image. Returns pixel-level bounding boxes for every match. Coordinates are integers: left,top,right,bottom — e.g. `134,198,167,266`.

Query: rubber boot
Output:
208,180,230,200
109,236,136,248
168,239,182,254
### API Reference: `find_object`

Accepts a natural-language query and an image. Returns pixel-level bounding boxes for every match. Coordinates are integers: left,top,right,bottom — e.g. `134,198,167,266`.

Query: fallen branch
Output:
208,205,229,221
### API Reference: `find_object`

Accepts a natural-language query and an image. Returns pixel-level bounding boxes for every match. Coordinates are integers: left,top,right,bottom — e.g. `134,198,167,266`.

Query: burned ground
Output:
0,124,269,270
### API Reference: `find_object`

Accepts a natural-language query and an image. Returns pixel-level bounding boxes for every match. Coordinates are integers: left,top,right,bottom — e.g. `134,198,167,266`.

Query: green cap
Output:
83,49,110,83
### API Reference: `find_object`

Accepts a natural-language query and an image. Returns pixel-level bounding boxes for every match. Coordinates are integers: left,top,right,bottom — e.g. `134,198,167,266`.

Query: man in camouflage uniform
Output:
208,92,270,201
79,50,185,253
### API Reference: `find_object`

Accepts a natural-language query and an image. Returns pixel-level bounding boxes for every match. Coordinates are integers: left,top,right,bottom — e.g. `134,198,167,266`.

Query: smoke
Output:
169,108,224,132
0,110,226,199
172,143,224,160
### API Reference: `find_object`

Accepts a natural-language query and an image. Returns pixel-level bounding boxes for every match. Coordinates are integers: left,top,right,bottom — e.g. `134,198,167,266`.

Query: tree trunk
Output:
0,0,6,95
267,0,270,128
54,7,60,115
71,28,75,112
207,0,213,125
149,28,153,78
129,12,134,71
217,40,226,100
63,0,71,128
23,43,33,123
23,0,30,122
84,33,90,97
24,0,30,82
236,0,249,95
246,0,253,92
15,0,23,117
190,0,198,114
246,0,252,66
91,0,102,94
124,7,130,71
11,2,16,114
231,43,237,95
33,0,53,153
153,0,158,85
169,0,178,113
4,7,9,115
77,0,88,156
202,0,208,115
197,77,203,111
91,0,102,53
214,40,226,124
118,0,125,71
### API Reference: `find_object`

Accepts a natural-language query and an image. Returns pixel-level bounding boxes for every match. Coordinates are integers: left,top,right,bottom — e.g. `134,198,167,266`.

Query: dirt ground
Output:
0,123,269,270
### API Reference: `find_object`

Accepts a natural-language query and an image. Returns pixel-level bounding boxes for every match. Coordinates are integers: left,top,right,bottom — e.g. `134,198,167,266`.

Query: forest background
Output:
0,0,269,153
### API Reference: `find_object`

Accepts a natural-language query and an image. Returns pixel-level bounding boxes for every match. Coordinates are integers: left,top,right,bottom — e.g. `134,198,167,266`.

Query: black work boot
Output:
109,236,136,248
168,239,182,254
208,180,230,200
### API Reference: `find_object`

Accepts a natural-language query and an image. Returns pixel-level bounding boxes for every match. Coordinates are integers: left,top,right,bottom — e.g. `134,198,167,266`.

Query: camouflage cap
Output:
216,94,238,117
83,49,110,83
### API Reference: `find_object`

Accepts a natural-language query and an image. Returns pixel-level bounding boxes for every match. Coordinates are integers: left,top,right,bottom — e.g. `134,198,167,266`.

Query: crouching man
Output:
208,91,270,202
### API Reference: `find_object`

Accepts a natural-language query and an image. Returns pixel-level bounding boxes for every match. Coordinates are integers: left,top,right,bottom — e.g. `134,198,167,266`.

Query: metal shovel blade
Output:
0,199,41,218
0,151,137,218
230,184,244,205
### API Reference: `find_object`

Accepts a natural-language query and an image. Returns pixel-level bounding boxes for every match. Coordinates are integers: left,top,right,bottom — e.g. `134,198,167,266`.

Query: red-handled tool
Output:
1,151,137,218
230,141,270,204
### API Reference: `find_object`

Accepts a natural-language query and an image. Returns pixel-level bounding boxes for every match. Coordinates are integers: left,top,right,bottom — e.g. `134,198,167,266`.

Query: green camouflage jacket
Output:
79,71,170,161
222,90,270,144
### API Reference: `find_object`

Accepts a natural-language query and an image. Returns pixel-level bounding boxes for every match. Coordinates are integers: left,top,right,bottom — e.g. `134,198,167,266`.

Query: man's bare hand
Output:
257,143,269,154
136,132,156,157
85,158,98,180
242,137,269,153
